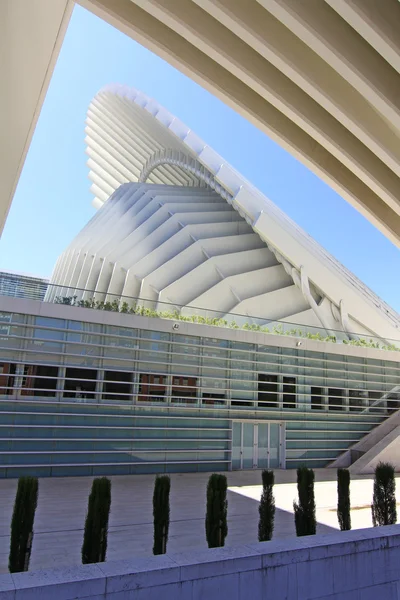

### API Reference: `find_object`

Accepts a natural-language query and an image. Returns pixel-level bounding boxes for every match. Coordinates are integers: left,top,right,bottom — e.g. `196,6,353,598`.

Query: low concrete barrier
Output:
1,525,400,599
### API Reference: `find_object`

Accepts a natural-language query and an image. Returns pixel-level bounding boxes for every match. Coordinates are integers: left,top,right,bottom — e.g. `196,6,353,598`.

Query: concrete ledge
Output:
3,295,400,363
1,526,400,599
349,426,400,474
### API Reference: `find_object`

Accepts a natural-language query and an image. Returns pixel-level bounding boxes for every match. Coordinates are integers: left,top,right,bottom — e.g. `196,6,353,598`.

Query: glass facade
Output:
0,272,48,301
0,309,399,477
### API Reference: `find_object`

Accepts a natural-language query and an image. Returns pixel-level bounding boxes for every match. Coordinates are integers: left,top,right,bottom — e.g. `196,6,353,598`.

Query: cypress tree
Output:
258,470,275,542
82,477,111,564
153,475,171,555
337,468,351,531
293,467,316,536
371,462,397,527
9,477,39,573
205,474,228,548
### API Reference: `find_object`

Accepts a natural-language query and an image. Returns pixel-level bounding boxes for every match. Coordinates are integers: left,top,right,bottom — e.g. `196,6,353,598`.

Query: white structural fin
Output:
48,85,400,342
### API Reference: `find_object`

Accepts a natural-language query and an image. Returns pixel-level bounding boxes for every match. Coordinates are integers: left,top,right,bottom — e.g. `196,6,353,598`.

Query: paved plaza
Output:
0,469,399,573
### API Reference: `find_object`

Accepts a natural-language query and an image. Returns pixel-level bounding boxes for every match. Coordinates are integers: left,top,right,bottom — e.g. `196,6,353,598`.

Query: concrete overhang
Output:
2,0,400,248
77,0,400,247
0,0,73,235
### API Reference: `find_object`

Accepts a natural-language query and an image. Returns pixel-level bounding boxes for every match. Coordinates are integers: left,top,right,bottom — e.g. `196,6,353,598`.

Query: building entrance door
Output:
232,421,284,470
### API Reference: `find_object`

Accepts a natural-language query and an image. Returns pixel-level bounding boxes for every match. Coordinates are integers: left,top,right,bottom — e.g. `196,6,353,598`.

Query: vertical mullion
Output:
240,422,243,470
253,424,258,469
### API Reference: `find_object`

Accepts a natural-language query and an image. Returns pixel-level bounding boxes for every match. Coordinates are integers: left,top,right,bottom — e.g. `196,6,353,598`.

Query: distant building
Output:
0,271,48,302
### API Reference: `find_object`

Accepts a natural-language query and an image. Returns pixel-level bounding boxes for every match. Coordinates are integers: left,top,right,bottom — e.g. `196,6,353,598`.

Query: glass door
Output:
231,421,284,470
269,423,281,469
242,422,256,469
232,422,242,470
257,423,269,469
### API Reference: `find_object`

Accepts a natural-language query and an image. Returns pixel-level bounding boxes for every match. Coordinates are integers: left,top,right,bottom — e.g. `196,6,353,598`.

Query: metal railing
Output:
1,282,400,352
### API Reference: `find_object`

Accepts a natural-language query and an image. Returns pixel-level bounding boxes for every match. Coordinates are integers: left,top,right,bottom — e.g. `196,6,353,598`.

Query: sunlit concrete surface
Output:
231,474,400,533
0,0,72,234
1,469,398,574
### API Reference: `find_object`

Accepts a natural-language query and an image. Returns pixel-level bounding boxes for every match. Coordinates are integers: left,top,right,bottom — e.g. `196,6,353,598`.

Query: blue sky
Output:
1,5,399,311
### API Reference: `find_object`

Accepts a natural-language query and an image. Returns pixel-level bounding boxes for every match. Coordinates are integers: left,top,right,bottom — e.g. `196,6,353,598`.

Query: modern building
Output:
0,85,400,478
0,270,48,302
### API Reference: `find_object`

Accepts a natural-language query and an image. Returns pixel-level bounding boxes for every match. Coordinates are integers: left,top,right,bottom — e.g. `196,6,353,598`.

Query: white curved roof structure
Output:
49,84,400,342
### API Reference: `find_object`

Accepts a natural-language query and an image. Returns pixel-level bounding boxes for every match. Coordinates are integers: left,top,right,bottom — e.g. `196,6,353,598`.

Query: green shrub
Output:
293,467,316,536
258,470,275,542
371,462,397,527
52,295,400,352
82,477,111,564
153,476,170,555
205,474,228,548
337,469,351,531
9,477,39,573
273,325,284,335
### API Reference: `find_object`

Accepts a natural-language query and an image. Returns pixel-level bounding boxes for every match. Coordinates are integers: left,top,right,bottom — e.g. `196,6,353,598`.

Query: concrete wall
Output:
1,525,400,599
332,409,400,472
351,426,400,474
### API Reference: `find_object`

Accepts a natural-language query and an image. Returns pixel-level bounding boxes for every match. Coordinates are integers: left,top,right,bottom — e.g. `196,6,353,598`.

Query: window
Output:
202,392,225,406
231,398,253,407
35,316,65,329
68,321,102,344
349,389,367,412
172,335,200,365
171,376,197,404
102,370,132,401
105,326,137,338
0,362,16,395
64,368,97,399
258,374,278,407
21,365,30,388
20,365,58,397
138,374,166,402
368,390,384,413
387,392,400,413
282,376,296,409
140,330,170,342
311,386,324,410
329,388,343,411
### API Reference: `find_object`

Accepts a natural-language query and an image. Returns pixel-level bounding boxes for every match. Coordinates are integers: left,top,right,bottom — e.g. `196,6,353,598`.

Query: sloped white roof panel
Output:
52,84,400,342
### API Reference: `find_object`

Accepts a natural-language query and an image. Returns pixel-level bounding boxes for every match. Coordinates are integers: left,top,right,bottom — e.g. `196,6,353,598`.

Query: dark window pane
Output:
138,373,166,403
258,374,278,407
64,368,97,398
103,370,132,401
202,393,225,406
0,362,16,395
349,389,367,412
311,386,324,410
329,388,343,411
171,376,197,404
283,376,296,409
